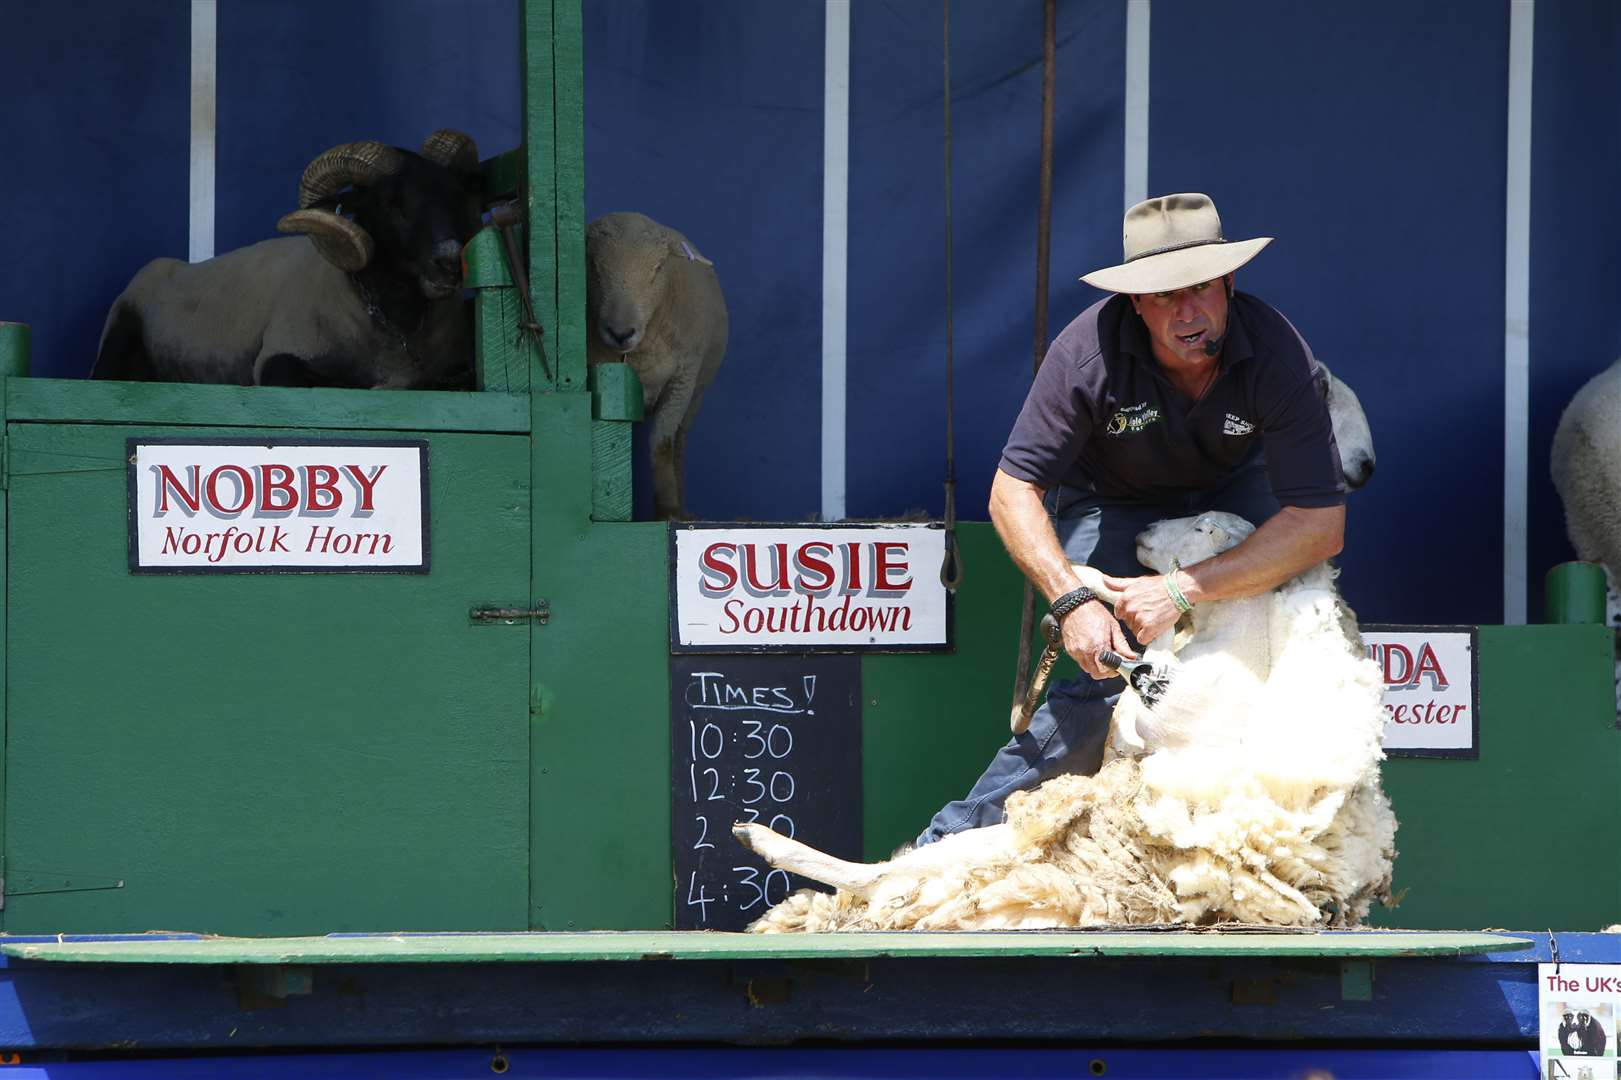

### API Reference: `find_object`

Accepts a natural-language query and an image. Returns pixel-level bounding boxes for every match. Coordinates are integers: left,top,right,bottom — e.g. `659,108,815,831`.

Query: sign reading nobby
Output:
128,440,429,573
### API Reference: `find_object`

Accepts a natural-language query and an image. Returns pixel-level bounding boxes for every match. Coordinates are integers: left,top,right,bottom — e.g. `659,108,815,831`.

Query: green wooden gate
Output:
2,409,532,935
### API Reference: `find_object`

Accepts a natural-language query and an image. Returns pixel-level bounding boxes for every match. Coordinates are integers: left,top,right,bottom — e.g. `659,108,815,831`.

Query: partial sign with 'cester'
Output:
129,440,429,573
670,524,951,652
1360,625,1478,758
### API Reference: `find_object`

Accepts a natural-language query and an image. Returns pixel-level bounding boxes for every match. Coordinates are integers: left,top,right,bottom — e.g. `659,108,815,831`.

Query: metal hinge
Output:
0,870,126,910
469,600,550,625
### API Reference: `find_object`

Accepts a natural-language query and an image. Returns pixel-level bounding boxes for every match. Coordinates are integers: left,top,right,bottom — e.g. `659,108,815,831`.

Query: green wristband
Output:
1164,564,1193,614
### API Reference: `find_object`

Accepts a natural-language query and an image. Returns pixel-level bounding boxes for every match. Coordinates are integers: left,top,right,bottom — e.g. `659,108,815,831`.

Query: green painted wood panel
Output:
522,0,559,391
5,379,529,433
589,420,632,522
481,148,525,201
862,525,1030,858
0,367,20,901
466,225,542,394
1370,623,1619,931
528,396,670,929
551,0,587,391
3,422,531,935
472,285,540,395
0,929,1530,965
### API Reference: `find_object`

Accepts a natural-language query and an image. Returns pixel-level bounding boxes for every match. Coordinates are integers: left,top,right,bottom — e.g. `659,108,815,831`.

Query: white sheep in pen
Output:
1552,356,1621,716
586,212,728,520
734,511,1397,931
1319,360,1375,489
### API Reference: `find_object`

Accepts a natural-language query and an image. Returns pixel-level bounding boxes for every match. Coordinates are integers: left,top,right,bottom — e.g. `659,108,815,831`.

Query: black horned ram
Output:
92,130,483,390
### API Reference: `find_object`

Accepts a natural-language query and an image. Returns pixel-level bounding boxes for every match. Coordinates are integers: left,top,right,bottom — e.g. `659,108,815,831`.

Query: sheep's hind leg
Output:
674,382,711,519
647,376,696,520
673,427,689,519
91,303,154,381
733,823,885,898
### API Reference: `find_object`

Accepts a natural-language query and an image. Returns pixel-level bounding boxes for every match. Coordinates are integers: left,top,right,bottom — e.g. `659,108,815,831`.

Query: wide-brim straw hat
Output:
1081,193,1272,294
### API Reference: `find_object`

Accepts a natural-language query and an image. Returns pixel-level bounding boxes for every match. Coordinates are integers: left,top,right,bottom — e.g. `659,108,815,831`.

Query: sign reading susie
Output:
671,524,951,652
128,440,429,573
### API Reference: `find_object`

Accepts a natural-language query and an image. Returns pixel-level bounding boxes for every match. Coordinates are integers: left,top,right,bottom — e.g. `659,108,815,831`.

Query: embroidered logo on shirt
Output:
1223,413,1256,436
1105,402,1162,437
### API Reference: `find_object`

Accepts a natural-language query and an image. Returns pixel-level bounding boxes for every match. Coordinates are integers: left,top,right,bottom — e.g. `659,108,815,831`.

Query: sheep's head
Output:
1135,511,1255,574
277,130,482,299
1319,364,1376,489
585,212,691,355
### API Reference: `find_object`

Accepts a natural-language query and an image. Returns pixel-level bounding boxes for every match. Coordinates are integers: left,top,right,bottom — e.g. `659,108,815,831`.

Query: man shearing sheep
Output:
918,193,1347,845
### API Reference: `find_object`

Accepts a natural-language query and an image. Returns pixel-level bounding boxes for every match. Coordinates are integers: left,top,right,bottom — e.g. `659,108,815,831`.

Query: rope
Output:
939,0,965,592
1011,0,1059,720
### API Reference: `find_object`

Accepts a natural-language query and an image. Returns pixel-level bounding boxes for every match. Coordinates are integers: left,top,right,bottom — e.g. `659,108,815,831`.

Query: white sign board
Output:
1361,625,1478,758
671,524,951,652
129,440,429,573
1540,964,1618,1075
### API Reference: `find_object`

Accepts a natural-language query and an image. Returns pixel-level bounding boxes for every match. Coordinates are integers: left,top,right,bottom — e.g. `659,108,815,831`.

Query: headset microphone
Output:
1201,280,1235,356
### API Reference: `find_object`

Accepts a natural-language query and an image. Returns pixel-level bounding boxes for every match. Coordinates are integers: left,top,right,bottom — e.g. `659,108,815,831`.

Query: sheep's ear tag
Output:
677,240,714,267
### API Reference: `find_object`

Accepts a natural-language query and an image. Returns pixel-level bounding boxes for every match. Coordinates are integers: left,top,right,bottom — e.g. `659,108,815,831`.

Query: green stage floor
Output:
0,929,1532,964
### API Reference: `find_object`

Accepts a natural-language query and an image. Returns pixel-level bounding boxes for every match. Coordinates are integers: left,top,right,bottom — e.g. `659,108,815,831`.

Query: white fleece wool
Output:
747,514,1397,933
1553,358,1621,581
1551,357,1621,718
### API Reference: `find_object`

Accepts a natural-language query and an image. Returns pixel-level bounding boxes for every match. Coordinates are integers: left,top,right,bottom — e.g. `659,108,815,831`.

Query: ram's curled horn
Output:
275,141,403,273
275,209,373,273
419,129,479,172
296,141,405,209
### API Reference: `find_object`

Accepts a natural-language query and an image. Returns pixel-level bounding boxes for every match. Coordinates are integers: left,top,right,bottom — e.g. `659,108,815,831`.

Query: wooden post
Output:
0,323,30,377
0,321,20,898
465,226,536,393
1545,561,1608,624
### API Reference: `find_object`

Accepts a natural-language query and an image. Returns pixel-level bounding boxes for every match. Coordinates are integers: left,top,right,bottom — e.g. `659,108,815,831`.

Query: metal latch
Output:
469,601,550,625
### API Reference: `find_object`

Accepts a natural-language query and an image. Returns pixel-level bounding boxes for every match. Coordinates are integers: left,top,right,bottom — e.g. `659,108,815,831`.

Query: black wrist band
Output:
1050,585,1096,621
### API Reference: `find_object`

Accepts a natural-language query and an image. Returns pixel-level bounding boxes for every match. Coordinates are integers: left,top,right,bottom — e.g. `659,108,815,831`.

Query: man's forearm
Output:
1179,503,1345,604
988,470,1081,603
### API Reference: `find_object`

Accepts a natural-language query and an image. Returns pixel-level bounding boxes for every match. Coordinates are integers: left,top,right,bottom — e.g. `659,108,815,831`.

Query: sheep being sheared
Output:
1101,512,1270,758
586,212,729,520
1551,356,1621,718
735,511,1396,931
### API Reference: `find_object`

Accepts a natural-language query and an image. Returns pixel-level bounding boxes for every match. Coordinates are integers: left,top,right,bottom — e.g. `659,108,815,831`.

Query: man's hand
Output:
1100,572,1186,647
1061,600,1137,680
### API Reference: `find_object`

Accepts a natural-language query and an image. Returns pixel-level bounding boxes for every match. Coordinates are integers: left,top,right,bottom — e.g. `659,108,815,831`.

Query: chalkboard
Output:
671,654,862,931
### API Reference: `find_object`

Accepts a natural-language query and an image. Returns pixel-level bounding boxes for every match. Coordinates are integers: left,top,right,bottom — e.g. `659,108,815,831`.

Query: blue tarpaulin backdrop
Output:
3,0,1618,625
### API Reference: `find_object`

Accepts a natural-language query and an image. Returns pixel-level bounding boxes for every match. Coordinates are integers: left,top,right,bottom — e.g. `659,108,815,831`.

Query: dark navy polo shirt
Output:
999,291,1345,507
